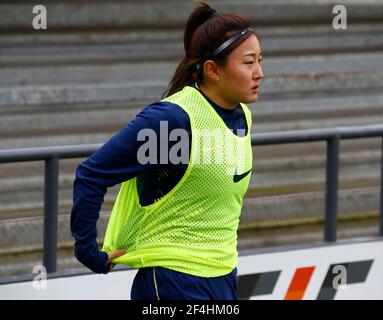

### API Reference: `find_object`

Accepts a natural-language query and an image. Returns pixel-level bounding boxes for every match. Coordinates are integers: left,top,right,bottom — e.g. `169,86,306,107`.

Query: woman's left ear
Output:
203,60,220,82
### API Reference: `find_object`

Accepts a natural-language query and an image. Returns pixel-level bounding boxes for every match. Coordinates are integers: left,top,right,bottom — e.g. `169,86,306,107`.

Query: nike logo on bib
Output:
233,169,252,183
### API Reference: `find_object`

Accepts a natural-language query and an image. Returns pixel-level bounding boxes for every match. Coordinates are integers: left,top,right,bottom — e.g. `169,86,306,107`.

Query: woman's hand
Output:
107,249,125,272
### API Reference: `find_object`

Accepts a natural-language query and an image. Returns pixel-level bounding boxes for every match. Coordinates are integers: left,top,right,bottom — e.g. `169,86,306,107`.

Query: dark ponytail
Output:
162,1,254,98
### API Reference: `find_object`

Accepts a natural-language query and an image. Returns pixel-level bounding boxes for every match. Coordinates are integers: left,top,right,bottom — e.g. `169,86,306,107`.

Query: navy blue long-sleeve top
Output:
70,83,249,273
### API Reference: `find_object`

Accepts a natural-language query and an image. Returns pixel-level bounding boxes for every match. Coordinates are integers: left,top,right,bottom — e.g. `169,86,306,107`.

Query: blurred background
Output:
0,0,382,278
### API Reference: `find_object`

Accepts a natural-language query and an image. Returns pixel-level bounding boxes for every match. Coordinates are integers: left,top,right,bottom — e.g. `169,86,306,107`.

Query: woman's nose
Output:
254,63,264,80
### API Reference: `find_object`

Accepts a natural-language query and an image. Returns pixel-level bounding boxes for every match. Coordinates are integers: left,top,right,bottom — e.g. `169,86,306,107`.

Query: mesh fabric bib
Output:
102,86,253,277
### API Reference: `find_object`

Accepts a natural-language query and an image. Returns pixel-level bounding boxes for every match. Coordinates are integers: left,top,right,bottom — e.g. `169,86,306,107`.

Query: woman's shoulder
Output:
138,100,191,131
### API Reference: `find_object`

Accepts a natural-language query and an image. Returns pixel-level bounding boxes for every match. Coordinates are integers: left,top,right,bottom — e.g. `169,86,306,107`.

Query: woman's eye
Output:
245,61,254,65
258,59,263,63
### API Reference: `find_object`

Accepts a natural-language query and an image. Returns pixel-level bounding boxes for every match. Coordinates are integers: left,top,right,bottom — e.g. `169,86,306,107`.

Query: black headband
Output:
196,27,253,71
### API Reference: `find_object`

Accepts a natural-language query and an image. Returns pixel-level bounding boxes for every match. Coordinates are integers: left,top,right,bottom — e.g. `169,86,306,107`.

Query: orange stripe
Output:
284,266,315,300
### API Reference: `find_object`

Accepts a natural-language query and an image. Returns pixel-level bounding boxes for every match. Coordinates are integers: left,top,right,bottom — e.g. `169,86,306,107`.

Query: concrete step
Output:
256,92,383,114
0,81,164,107
2,23,383,47
0,42,183,67
0,29,183,47
237,219,380,250
1,111,382,149
242,187,380,224
1,90,383,138
1,70,383,107
2,25,383,67
2,52,383,87
0,1,192,30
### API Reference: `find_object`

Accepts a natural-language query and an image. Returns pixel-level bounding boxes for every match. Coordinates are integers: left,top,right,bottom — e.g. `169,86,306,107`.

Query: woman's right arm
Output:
70,101,190,273
70,117,146,273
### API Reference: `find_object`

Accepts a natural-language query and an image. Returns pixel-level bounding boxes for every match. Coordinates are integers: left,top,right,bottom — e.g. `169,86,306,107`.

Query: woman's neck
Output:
196,83,236,110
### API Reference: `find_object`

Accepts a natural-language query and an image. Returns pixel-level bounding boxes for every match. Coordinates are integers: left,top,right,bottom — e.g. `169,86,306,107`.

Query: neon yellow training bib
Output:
103,86,253,277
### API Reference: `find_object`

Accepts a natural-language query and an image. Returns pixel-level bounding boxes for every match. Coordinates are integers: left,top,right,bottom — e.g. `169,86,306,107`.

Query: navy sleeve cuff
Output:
75,248,109,274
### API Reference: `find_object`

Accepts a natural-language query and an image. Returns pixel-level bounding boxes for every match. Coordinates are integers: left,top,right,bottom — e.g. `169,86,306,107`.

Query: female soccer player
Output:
71,1,263,300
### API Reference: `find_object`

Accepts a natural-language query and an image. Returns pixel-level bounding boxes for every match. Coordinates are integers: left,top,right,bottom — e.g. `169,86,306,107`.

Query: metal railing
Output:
1,124,383,274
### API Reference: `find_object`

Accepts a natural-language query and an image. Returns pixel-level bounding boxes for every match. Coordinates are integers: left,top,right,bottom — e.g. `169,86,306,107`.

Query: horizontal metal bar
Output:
0,144,101,163
1,125,383,163
251,124,383,146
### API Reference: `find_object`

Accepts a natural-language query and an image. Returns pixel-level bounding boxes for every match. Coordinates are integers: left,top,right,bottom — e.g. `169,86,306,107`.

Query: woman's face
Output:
217,34,263,106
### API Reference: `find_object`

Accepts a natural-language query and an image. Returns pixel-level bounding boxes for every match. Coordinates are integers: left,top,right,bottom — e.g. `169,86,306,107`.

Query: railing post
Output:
43,155,59,273
325,135,340,242
380,137,383,236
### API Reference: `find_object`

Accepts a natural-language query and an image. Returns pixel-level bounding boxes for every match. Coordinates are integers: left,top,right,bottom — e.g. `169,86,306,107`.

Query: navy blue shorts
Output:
130,266,238,300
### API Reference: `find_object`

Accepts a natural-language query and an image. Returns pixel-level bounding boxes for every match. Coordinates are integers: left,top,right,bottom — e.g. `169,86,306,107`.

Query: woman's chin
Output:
243,93,258,104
